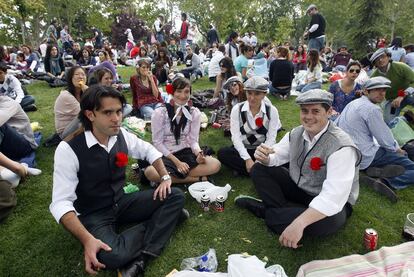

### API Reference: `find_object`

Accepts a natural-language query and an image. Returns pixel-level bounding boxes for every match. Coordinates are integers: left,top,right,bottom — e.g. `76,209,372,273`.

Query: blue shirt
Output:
335,96,398,169
329,80,362,114
234,55,248,75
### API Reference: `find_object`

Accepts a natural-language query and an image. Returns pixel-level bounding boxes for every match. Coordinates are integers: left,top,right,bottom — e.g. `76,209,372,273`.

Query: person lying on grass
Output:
144,77,221,184
235,89,361,249
50,85,186,277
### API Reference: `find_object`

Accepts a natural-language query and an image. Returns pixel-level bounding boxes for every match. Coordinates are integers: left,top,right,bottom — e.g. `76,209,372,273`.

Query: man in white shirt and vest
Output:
50,85,186,277
235,89,361,249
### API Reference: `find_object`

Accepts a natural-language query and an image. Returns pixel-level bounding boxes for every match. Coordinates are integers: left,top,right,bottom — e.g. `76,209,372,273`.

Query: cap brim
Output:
296,99,332,105
244,88,268,92
367,85,391,90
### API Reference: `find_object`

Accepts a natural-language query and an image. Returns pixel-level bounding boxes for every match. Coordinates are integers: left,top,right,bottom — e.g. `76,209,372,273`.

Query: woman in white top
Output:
218,76,281,176
388,37,406,62
295,49,322,93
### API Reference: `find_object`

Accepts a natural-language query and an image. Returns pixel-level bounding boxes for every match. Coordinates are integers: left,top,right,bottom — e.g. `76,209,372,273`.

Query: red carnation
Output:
397,89,406,98
115,152,128,167
166,83,174,95
310,157,324,171
255,117,263,128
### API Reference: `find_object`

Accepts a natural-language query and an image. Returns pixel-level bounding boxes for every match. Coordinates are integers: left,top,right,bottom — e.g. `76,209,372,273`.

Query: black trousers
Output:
79,188,185,270
217,146,256,176
250,163,352,236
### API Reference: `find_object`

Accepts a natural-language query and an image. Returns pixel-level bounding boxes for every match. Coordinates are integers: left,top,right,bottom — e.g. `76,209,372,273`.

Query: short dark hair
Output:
172,77,191,94
181,13,187,20
0,62,8,72
78,85,126,130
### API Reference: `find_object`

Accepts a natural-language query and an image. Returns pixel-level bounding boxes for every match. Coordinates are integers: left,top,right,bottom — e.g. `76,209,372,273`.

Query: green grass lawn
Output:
0,67,413,277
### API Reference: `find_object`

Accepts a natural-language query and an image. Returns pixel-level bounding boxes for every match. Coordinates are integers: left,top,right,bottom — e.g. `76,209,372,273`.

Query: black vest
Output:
68,131,128,215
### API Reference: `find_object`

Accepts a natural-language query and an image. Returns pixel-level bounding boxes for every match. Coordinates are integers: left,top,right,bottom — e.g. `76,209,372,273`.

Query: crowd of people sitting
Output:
1,5,414,277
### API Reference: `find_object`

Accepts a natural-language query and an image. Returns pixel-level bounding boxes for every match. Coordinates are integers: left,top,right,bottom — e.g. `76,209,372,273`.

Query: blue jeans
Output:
20,95,35,110
269,85,291,96
383,95,414,125
180,39,187,56
308,36,325,51
296,81,322,93
156,32,164,43
0,124,33,161
139,103,163,120
370,147,414,189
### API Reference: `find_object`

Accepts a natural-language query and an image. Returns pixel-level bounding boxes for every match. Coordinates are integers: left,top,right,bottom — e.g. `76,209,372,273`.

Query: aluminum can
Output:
212,122,221,129
214,195,225,212
364,228,378,251
200,194,210,212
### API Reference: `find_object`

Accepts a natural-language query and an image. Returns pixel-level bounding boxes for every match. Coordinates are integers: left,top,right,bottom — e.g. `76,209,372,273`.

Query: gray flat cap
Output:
244,76,268,93
364,76,391,90
223,75,243,91
369,48,389,63
306,4,317,13
296,89,333,106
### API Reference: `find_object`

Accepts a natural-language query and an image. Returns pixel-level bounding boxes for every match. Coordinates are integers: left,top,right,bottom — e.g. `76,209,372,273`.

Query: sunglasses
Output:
349,69,360,73
231,82,239,87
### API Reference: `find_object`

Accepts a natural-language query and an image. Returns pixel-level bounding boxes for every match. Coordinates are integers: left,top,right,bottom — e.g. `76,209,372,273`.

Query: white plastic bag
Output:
227,254,288,277
188,182,231,203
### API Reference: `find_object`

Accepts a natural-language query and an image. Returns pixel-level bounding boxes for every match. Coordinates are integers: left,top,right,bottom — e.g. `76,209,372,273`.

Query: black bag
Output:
402,140,414,161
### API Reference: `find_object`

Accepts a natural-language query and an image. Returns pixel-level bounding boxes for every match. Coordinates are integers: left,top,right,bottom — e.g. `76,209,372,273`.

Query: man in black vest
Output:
303,4,326,52
235,89,361,249
50,85,185,277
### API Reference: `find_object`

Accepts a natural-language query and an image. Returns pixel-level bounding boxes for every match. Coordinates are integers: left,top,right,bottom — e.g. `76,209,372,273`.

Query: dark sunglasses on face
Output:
231,82,238,87
349,69,360,73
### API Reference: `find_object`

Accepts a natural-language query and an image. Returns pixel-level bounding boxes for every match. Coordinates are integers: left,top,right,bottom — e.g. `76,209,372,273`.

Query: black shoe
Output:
360,175,398,203
118,258,146,277
177,208,190,225
23,104,37,112
366,165,405,178
234,195,265,218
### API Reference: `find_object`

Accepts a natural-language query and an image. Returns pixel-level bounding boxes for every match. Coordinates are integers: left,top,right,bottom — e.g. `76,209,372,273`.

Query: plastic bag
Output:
227,254,287,277
180,249,218,272
389,117,414,146
122,116,146,138
188,182,231,203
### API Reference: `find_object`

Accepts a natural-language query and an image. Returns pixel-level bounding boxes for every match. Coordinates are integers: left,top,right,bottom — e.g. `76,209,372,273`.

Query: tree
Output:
111,13,148,47
348,0,384,59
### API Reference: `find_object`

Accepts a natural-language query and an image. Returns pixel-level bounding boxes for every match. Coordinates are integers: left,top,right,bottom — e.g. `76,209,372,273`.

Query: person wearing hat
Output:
303,4,326,52
370,48,414,124
235,89,361,248
250,32,258,48
336,76,414,202
217,76,281,176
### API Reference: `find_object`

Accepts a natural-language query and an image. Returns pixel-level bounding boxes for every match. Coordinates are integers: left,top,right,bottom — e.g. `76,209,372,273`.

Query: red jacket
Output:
180,21,189,39
293,52,307,64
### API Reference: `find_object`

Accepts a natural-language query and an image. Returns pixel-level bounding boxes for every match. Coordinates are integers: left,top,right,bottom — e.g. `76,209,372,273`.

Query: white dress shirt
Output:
230,99,281,161
49,128,162,223
267,123,358,216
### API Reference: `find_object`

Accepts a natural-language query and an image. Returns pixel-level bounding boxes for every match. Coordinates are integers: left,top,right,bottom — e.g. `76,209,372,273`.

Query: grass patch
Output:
0,67,412,277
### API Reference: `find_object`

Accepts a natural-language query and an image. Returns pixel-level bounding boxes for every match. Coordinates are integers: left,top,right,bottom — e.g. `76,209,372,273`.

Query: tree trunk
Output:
20,18,26,44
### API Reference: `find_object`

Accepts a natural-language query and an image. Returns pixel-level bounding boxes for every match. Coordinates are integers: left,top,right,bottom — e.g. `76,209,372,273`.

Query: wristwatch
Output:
161,174,171,181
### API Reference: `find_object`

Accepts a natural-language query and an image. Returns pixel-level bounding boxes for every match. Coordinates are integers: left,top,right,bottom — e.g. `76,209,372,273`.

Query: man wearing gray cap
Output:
235,89,361,248
370,48,414,123
303,4,326,52
336,76,414,202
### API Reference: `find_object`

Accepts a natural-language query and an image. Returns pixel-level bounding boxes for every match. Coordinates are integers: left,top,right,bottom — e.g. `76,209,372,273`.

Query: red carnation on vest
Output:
255,117,263,128
310,157,324,170
115,152,128,167
166,83,174,95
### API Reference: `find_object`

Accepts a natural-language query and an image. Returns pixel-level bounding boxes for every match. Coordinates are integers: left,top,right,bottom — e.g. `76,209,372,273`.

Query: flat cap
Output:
306,4,317,13
244,76,268,93
223,75,243,91
369,48,389,63
364,76,391,90
295,89,333,106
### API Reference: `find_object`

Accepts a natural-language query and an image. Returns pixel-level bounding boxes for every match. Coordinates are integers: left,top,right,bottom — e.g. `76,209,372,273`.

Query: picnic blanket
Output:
296,241,414,277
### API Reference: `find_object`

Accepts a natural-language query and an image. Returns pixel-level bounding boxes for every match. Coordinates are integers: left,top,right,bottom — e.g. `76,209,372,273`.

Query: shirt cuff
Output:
50,200,77,223
147,150,163,164
309,196,342,217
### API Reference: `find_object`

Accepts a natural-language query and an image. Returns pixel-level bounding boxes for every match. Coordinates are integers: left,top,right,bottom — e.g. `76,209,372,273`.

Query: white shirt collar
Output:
302,122,330,145
85,130,118,153
241,100,267,116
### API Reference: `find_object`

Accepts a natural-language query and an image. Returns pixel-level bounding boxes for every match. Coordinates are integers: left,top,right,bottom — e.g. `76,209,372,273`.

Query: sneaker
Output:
366,165,405,178
24,104,37,112
117,258,145,277
178,208,190,225
234,195,265,218
359,175,398,203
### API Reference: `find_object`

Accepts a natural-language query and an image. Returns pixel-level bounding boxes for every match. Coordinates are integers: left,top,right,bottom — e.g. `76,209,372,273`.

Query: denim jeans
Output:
269,85,291,96
139,102,163,120
156,32,164,43
296,81,322,93
180,39,187,56
383,95,414,125
0,124,33,160
20,95,35,110
370,147,414,189
308,36,325,51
